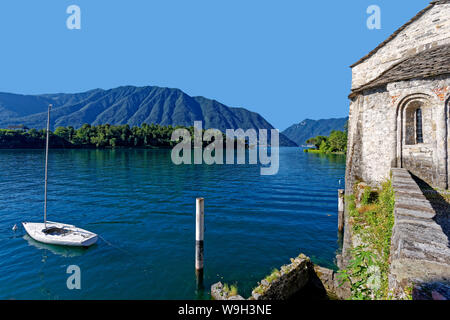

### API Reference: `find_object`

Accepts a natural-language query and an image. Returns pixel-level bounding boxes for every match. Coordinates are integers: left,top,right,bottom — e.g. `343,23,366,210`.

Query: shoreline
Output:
304,149,346,155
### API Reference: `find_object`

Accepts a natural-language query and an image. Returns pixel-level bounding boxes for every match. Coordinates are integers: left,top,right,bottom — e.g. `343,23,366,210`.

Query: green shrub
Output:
223,283,239,297
338,179,395,300
361,187,378,205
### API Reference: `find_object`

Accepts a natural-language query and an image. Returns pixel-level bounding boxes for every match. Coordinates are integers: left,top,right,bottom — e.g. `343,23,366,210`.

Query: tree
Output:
306,136,328,149
319,139,330,153
306,130,347,154
54,127,70,141
328,130,347,153
0,123,209,149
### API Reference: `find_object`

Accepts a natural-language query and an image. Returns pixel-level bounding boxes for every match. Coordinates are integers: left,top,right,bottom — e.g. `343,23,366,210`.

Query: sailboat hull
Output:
22,222,98,247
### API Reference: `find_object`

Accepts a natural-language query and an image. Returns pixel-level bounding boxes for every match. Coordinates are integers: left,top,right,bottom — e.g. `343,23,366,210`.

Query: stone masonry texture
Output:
389,169,450,299
346,1,450,193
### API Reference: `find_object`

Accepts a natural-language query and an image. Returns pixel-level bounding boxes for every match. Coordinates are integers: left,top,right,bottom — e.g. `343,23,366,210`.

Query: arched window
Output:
404,101,424,145
416,108,423,143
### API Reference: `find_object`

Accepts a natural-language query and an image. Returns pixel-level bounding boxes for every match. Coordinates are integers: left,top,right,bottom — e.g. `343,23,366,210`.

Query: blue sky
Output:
0,0,430,130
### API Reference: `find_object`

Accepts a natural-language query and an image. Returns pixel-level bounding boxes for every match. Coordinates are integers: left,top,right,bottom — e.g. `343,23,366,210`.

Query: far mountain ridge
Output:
282,117,348,146
0,85,297,147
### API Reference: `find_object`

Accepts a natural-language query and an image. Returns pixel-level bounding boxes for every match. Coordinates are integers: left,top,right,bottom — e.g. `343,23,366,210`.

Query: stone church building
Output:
346,0,450,192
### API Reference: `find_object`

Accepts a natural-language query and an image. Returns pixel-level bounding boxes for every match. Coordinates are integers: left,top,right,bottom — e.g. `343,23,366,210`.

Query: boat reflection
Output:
24,234,92,257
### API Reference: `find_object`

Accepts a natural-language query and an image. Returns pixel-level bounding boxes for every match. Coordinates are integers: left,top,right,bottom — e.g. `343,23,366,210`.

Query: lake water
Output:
0,148,345,300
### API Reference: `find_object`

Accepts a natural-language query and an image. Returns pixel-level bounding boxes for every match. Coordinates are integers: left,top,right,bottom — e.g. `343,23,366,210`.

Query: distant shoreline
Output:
303,148,346,156
0,145,174,150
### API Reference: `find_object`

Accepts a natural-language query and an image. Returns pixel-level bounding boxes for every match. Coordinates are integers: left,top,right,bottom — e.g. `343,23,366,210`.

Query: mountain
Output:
282,118,348,146
0,86,297,146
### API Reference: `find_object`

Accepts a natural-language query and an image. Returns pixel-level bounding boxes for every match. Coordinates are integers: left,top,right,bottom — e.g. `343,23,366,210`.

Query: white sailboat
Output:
23,104,98,247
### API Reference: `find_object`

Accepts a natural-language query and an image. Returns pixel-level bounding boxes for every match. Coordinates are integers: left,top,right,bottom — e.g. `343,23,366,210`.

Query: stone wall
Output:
211,254,351,300
345,76,450,193
346,88,396,191
250,255,312,300
389,168,450,299
210,283,246,300
351,2,450,90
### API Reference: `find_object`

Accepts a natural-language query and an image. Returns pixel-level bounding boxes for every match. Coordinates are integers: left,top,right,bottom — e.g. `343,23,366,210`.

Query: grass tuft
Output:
338,179,395,300
264,269,280,284
223,283,238,297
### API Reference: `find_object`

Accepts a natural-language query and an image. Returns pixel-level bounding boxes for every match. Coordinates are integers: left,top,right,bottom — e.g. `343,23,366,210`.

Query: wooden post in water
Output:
195,198,204,287
338,189,345,232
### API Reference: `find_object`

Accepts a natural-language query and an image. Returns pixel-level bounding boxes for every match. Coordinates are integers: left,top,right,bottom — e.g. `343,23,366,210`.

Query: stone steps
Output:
389,168,450,299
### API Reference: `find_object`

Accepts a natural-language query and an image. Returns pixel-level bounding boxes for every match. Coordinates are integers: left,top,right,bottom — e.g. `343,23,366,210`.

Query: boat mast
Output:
44,104,52,228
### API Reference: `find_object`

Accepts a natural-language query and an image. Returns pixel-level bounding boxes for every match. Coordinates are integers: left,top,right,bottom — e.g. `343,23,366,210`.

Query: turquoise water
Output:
0,148,345,300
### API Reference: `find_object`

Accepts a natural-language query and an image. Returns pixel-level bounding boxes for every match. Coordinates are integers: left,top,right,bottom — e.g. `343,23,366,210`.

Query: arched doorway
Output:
396,95,436,185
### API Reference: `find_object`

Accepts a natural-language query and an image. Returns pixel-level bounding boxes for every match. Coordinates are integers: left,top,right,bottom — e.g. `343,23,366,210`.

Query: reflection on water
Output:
24,235,90,258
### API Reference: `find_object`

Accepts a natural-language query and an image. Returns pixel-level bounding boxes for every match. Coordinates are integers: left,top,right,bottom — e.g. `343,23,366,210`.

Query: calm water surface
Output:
0,148,345,299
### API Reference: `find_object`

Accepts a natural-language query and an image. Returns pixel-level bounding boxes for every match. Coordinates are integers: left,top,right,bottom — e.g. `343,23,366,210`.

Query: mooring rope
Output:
97,234,134,256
